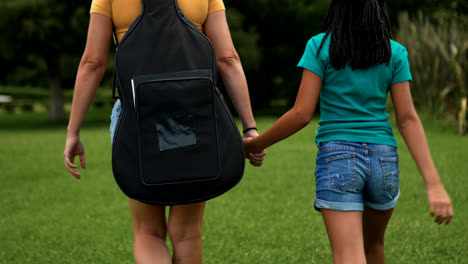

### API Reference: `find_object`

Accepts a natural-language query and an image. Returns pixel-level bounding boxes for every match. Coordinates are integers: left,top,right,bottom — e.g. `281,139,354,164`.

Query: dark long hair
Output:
317,0,392,70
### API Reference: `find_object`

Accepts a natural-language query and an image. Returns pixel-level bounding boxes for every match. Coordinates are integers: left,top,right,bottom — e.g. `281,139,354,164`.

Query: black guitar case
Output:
112,0,245,205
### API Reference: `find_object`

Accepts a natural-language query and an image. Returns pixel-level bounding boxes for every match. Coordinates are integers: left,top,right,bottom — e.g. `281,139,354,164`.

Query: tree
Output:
224,0,329,107
223,0,467,107
0,0,89,122
1,0,464,116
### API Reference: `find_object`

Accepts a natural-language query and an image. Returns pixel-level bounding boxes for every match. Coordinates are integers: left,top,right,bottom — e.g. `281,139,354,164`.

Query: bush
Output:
0,85,115,114
395,11,468,134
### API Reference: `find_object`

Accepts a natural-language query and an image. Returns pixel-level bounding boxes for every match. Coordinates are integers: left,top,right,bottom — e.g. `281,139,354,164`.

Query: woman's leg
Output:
168,202,206,264
322,209,367,264
362,207,394,264
128,198,172,264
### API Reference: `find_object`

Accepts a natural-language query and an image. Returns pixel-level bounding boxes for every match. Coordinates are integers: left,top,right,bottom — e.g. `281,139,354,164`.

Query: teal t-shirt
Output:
298,33,412,146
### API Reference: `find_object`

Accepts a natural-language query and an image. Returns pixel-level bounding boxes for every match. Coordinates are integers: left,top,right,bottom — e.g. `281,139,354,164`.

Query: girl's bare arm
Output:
391,81,453,224
244,69,321,153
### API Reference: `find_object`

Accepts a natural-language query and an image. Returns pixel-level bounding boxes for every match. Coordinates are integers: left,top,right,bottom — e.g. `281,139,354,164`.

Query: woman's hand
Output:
242,130,265,167
64,135,86,179
426,183,453,224
242,135,265,167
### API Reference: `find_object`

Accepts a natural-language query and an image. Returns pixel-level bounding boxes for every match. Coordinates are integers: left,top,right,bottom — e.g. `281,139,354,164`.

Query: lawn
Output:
0,108,466,264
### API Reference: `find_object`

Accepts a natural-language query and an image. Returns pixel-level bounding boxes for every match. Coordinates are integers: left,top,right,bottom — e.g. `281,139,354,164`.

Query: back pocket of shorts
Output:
326,153,357,192
380,157,400,194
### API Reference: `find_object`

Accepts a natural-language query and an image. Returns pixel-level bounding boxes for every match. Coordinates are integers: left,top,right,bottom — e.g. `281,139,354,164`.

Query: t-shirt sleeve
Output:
392,46,412,84
208,0,226,14
90,0,112,17
297,36,326,79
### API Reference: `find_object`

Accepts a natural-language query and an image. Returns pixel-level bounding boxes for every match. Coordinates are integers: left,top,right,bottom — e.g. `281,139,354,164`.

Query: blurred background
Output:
0,0,466,133
0,1,467,263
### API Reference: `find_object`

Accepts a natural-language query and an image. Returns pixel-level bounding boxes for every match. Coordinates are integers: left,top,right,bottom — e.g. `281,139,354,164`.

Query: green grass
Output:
0,108,467,263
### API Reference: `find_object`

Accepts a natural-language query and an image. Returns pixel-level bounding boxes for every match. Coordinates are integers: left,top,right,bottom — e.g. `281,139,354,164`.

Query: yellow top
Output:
90,0,225,42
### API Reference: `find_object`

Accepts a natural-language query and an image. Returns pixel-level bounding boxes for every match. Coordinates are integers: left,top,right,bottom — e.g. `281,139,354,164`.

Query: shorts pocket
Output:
380,157,400,194
326,153,357,192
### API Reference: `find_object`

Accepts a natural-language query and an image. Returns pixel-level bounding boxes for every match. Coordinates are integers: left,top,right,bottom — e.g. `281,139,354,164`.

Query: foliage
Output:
226,8,262,73
0,0,90,121
0,0,467,113
0,0,89,87
222,0,467,107
0,85,115,114
387,0,467,22
223,0,330,107
0,112,467,263
395,12,468,134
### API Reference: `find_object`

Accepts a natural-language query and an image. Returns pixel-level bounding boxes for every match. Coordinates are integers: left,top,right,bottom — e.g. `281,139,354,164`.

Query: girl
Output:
243,0,453,263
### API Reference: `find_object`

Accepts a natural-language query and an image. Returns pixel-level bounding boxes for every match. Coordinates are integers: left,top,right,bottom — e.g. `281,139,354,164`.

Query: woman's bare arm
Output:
204,10,256,132
67,13,113,135
204,10,264,166
64,13,113,178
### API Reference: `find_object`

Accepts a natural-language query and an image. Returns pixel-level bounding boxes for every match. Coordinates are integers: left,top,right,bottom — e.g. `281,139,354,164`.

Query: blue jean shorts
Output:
314,141,400,211
110,99,122,143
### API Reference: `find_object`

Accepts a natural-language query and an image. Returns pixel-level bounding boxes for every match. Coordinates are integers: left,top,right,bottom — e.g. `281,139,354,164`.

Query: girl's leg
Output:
128,198,172,264
168,202,206,264
322,209,367,264
362,207,394,264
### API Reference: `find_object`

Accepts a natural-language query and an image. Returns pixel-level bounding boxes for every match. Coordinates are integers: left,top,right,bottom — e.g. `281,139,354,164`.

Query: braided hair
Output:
317,0,392,70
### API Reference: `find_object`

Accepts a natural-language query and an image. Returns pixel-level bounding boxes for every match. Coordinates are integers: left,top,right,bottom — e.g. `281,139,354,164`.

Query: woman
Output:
64,0,265,263
244,0,453,263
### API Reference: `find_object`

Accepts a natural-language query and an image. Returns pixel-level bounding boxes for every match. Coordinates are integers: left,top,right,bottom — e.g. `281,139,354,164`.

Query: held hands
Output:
242,130,266,167
64,135,86,179
426,183,454,224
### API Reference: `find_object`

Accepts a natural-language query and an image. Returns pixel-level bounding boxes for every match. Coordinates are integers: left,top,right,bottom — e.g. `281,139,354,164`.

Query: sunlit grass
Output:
0,108,466,263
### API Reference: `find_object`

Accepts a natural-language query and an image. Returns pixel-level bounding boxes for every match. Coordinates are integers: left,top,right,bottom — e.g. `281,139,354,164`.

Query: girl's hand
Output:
426,183,453,224
242,134,265,167
64,135,86,179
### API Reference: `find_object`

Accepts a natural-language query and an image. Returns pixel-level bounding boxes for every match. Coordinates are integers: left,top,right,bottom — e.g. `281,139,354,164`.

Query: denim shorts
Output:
314,141,400,211
110,99,122,143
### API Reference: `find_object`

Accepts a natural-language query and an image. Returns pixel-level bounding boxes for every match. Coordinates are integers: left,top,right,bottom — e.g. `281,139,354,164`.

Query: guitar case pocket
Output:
133,70,220,186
